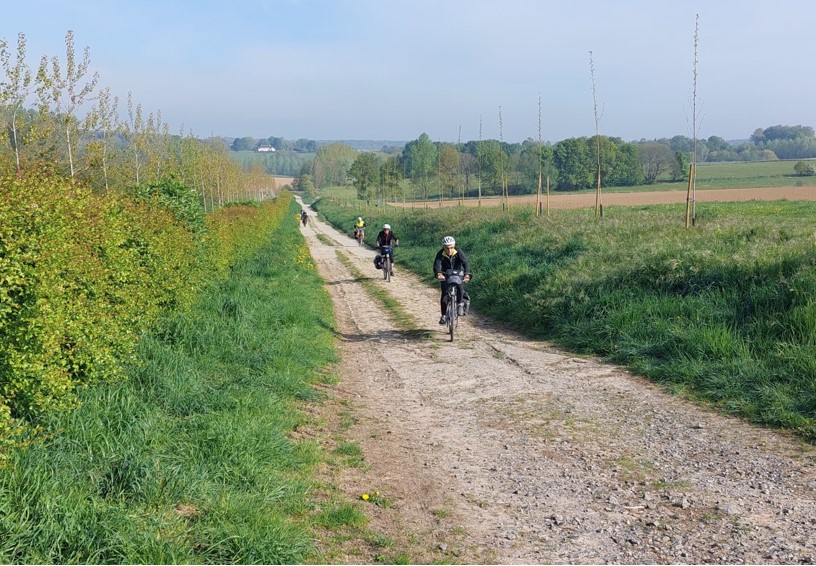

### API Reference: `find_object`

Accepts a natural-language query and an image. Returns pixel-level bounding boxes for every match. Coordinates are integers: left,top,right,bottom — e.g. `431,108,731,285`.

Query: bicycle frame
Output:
444,269,464,341
380,246,393,281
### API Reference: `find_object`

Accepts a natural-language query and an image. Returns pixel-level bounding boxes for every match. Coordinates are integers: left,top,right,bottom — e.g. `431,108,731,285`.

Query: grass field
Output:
642,159,816,191
314,196,816,440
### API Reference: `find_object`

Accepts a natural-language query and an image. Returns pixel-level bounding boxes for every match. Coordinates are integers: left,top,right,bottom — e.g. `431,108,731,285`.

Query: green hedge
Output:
0,173,293,462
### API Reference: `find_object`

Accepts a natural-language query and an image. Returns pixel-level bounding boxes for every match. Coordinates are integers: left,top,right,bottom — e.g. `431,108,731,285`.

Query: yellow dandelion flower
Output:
361,493,370,501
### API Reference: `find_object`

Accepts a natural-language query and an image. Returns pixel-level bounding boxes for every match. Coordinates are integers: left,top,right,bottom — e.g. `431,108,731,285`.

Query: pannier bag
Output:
374,255,383,269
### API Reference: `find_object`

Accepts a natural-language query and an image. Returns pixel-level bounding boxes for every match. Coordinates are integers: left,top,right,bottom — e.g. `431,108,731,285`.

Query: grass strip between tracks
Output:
335,249,429,338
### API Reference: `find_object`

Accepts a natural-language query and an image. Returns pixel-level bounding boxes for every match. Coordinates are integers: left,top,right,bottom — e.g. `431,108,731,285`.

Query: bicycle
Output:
354,227,365,246
443,269,465,342
379,245,393,282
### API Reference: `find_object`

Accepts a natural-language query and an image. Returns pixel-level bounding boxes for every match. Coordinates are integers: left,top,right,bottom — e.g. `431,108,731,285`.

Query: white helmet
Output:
383,224,391,230
357,217,362,221
442,236,455,246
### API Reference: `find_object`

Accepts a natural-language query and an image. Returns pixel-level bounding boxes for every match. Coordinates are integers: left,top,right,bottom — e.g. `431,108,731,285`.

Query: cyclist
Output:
375,224,399,275
353,216,366,240
300,209,308,226
433,236,471,324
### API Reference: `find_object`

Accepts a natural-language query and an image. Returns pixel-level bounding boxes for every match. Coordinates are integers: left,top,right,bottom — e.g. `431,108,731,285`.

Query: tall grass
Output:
316,198,816,438
0,200,339,563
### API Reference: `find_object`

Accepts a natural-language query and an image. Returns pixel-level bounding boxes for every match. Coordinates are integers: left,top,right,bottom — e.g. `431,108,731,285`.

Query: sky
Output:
3,0,815,144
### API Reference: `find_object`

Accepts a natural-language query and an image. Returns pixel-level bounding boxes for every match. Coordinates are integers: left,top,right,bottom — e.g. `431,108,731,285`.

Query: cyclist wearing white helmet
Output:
375,223,399,274
433,236,472,324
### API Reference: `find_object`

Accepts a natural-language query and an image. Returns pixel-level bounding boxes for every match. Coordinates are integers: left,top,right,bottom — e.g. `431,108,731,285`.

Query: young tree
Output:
121,92,146,183
143,109,171,182
687,14,701,228
83,86,119,190
589,50,603,217
0,32,33,177
518,140,554,191
35,29,99,178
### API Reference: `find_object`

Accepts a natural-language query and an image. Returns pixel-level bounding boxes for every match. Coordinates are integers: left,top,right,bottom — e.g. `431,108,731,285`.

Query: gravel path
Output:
298,201,816,564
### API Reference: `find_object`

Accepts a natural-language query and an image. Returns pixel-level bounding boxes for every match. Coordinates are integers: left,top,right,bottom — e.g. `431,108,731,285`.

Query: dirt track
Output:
297,198,816,564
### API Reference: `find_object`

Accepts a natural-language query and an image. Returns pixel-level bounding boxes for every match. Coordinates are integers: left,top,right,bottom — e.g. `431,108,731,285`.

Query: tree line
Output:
230,135,317,153
0,30,279,208
288,124,816,203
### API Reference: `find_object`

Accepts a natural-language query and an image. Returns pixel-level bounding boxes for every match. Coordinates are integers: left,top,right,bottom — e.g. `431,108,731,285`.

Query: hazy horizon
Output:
4,0,815,144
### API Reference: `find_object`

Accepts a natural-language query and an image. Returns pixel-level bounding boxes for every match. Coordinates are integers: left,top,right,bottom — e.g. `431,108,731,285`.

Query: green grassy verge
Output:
0,201,346,563
315,197,816,440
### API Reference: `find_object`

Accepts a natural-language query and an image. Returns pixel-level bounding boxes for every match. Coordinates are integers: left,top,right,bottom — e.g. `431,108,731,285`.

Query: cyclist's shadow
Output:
331,328,433,342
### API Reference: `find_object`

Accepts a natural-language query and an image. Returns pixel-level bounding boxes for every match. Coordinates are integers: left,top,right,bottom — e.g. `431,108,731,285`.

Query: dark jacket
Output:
376,230,398,247
433,247,471,278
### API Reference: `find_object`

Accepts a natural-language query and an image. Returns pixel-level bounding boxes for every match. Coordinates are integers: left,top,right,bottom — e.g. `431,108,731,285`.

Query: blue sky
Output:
4,0,814,143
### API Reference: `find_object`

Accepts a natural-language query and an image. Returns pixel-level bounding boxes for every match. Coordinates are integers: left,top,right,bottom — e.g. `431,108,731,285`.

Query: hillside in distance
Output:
316,139,406,151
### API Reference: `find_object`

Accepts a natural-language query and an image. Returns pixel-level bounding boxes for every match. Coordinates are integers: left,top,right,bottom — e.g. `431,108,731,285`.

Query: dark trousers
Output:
440,282,464,315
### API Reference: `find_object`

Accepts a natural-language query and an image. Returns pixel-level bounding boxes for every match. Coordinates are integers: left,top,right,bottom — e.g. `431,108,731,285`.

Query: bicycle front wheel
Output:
446,292,456,341
383,256,391,281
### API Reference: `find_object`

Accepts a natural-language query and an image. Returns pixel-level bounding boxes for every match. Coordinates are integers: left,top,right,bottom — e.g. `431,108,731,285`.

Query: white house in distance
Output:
256,145,276,152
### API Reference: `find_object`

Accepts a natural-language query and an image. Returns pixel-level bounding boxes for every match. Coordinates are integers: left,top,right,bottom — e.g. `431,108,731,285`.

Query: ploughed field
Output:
392,185,816,209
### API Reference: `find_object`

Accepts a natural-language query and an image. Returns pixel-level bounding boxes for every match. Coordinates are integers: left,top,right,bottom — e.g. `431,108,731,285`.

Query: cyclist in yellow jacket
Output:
353,216,366,241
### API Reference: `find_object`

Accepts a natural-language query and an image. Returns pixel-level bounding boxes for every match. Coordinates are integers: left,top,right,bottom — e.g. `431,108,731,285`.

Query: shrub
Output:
0,174,201,438
794,160,815,176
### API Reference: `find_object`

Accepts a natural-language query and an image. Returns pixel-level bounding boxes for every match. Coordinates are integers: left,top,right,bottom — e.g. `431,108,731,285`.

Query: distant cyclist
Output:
376,224,399,274
300,209,308,226
353,216,366,241
433,236,471,324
